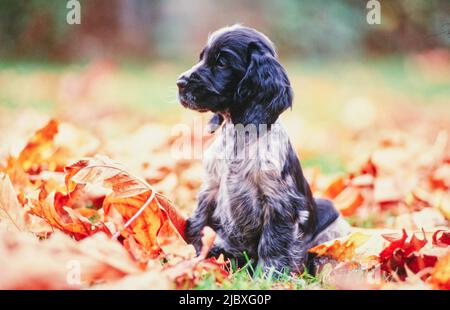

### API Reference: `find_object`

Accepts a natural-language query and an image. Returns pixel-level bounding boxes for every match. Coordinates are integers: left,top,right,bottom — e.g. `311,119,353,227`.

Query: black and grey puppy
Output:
177,25,350,273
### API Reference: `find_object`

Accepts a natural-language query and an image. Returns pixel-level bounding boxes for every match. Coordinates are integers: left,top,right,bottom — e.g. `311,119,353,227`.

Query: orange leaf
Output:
0,230,139,289
104,191,163,258
157,220,195,259
309,232,370,262
430,252,450,290
65,155,189,262
333,186,364,216
17,119,59,172
28,189,108,240
65,155,149,198
164,228,228,289
156,194,187,239
324,177,347,199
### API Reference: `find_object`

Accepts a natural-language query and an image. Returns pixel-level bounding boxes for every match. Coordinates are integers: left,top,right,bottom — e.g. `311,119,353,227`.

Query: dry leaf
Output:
65,155,149,198
65,155,190,261
333,187,364,216
0,230,139,289
0,173,27,231
17,119,59,172
309,232,371,262
430,252,450,290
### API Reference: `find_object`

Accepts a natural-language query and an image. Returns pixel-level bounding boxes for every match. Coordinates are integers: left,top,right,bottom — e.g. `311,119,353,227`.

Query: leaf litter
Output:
0,116,448,290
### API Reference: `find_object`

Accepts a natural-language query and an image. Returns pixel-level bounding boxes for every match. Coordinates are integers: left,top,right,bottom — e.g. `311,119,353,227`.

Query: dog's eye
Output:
216,56,227,69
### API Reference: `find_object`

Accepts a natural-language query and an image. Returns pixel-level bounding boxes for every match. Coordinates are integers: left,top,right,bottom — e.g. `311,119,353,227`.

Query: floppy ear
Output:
235,44,293,125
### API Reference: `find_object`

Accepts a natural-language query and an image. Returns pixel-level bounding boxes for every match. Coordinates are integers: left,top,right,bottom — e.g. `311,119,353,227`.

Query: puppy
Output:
177,25,350,273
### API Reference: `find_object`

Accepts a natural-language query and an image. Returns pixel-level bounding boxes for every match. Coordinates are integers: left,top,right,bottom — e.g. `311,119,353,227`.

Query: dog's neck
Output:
216,115,286,157
218,108,280,132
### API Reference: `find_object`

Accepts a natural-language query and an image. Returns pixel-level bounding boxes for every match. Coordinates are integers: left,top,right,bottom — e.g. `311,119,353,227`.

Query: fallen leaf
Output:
309,232,371,262
432,230,450,246
0,230,139,289
17,119,59,173
25,186,109,240
430,252,450,290
65,155,149,198
333,187,364,216
380,229,449,281
65,155,189,261
324,177,347,199
0,173,27,231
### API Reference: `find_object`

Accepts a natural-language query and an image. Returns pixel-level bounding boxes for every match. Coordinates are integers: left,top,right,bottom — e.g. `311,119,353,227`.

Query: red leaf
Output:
432,230,450,247
380,229,408,261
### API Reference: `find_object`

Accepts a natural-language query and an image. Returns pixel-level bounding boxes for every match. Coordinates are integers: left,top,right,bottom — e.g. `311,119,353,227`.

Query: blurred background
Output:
1,0,449,60
0,0,449,218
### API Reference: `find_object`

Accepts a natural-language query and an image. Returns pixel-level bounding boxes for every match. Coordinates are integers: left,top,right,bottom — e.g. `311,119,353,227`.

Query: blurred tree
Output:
0,0,68,59
365,0,450,54
0,0,448,61
262,0,367,58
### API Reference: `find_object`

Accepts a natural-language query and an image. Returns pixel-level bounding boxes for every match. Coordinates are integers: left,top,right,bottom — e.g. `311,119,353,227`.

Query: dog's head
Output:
177,25,293,126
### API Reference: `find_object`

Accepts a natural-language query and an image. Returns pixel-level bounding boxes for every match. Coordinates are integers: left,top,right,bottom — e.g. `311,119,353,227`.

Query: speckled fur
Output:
185,120,350,272
179,25,350,273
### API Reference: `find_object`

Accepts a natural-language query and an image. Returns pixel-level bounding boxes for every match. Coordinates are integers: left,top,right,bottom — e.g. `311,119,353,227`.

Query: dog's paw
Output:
207,245,225,258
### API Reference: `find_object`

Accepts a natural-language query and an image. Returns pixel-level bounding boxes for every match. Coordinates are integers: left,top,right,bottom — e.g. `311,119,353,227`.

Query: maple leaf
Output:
17,119,59,173
65,155,149,198
379,229,448,281
310,228,450,288
430,252,450,290
309,232,372,262
432,230,450,247
65,155,194,261
164,227,229,289
0,173,27,232
0,230,139,289
26,187,109,240
332,187,364,216
103,191,163,259
323,177,347,199
379,229,409,261
322,177,365,216
0,157,31,191
93,226,228,290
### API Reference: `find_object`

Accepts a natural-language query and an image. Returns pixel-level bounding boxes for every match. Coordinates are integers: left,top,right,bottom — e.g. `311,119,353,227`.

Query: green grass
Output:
1,56,447,114
365,56,450,100
302,155,345,174
194,254,331,290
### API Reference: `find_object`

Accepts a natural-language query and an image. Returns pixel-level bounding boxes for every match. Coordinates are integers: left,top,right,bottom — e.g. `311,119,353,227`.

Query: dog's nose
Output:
176,76,188,91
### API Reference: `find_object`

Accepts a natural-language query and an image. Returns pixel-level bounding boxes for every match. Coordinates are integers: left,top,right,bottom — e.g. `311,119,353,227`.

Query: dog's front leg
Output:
184,191,216,254
257,204,302,273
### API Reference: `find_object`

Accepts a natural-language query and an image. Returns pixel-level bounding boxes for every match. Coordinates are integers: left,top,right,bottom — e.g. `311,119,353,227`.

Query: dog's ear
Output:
235,43,293,125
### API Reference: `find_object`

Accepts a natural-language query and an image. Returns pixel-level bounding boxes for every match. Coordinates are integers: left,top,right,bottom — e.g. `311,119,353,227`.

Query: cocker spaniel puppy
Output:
177,25,350,273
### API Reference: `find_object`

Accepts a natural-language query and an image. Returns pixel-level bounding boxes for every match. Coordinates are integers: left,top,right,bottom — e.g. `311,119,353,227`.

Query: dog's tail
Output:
306,198,351,274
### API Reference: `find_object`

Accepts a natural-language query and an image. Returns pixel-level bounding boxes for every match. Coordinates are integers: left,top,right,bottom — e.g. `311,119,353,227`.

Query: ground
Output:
0,54,449,289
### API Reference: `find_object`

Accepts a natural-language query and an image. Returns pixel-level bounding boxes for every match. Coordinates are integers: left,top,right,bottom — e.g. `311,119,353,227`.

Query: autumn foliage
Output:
0,119,226,289
0,119,449,289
